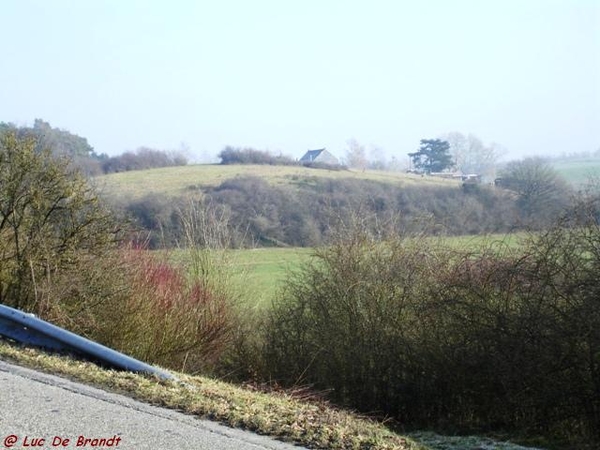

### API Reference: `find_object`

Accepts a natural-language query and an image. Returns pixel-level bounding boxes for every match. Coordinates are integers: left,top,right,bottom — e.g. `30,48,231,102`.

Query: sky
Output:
1,0,598,163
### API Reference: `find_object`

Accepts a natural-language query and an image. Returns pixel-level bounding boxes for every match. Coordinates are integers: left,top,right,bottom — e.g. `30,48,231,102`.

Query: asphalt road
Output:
0,361,305,450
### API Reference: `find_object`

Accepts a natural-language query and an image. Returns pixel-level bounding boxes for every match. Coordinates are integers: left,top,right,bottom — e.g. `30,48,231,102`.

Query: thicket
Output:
101,147,188,174
0,132,119,311
117,175,565,249
262,198,600,448
498,157,571,228
218,146,296,165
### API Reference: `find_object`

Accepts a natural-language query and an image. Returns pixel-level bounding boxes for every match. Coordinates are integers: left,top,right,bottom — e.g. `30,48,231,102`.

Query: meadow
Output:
551,158,600,187
170,232,525,309
96,163,460,200
170,246,314,308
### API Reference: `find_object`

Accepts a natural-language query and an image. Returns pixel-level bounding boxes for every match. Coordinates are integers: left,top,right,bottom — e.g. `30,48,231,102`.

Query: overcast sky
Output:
1,0,598,162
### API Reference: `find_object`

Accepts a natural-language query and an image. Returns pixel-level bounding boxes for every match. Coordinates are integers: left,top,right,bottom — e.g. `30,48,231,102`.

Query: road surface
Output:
0,360,305,450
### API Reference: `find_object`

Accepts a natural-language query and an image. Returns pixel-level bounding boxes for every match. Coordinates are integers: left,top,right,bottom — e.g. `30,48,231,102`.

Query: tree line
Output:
0,120,188,175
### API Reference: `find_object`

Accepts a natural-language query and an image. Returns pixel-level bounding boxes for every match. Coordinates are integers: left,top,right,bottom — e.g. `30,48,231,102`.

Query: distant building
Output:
299,148,339,166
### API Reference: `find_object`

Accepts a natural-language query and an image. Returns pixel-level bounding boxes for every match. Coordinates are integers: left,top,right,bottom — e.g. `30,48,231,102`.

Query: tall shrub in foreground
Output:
91,198,243,374
0,131,119,313
264,225,449,417
106,246,235,373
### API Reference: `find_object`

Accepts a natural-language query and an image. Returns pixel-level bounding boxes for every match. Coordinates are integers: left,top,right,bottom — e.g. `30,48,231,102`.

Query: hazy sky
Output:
1,0,598,162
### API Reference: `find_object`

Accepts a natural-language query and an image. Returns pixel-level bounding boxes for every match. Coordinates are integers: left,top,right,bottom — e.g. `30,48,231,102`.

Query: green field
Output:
552,158,600,186
95,163,460,200
172,233,524,308
228,247,314,307
169,246,314,308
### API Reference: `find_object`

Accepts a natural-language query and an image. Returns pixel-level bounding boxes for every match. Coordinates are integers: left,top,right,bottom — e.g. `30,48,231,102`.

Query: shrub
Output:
498,157,571,228
0,131,120,312
46,237,242,375
36,196,242,375
264,224,448,418
101,147,187,173
121,193,182,248
262,198,600,446
106,246,236,373
218,146,296,166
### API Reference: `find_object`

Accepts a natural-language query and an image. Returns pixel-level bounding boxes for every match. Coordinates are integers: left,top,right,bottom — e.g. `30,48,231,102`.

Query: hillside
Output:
95,163,460,200
93,163,568,248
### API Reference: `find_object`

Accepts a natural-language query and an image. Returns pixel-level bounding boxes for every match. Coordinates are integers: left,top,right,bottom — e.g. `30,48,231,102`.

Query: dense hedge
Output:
218,146,296,165
101,147,188,173
115,175,559,249
262,198,600,447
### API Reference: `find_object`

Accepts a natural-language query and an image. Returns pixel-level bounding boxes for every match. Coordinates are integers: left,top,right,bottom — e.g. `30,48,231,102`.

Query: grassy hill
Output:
98,158,600,200
94,162,532,248
95,163,460,200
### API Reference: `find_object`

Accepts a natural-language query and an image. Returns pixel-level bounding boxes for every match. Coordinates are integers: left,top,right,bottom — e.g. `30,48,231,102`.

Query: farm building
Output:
299,148,339,165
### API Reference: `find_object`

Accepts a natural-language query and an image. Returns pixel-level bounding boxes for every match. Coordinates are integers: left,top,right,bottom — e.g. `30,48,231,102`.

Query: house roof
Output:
300,148,326,162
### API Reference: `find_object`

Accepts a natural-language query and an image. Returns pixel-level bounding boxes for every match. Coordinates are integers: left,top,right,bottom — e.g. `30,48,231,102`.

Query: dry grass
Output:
95,164,459,201
0,340,425,450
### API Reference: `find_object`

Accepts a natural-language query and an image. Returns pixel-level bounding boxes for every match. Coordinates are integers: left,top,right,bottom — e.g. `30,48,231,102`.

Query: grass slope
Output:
95,164,459,200
0,340,424,450
0,341,546,450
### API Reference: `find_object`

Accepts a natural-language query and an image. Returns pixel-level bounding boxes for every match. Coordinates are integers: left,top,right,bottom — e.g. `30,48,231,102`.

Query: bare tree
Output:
499,157,571,226
344,138,368,170
443,132,503,180
368,145,387,170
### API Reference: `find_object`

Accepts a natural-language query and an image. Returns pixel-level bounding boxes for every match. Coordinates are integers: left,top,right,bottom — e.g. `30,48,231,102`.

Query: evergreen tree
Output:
408,139,453,174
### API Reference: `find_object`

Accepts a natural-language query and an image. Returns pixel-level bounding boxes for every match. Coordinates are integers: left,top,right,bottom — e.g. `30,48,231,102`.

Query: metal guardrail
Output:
0,304,176,381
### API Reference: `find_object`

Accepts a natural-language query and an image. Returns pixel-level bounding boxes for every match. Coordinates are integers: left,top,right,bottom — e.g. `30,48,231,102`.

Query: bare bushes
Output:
264,227,448,418
96,246,236,373
36,241,239,375
101,147,188,173
263,200,600,446
0,132,120,311
98,197,242,374
34,196,241,375
114,176,526,250
425,211,600,444
218,146,296,165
